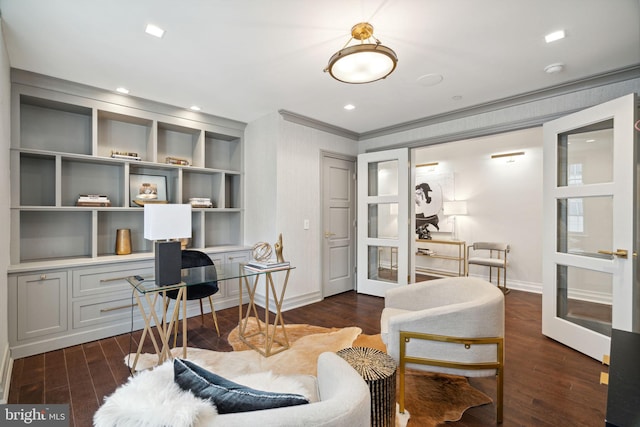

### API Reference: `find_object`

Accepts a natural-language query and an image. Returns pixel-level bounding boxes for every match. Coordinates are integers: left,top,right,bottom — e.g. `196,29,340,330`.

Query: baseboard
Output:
0,342,12,404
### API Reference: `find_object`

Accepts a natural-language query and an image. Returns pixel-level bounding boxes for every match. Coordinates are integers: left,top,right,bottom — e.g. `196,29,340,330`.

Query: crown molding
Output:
279,109,359,141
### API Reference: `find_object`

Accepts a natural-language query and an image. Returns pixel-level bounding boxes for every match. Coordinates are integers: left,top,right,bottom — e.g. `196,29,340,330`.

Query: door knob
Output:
597,249,628,258
324,232,336,238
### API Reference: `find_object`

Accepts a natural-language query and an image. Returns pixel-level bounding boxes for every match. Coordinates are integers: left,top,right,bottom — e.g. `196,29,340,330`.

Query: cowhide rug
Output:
127,318,492,427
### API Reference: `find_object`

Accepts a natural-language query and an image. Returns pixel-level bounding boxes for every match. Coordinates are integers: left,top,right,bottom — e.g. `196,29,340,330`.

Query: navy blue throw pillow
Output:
173,359,309,414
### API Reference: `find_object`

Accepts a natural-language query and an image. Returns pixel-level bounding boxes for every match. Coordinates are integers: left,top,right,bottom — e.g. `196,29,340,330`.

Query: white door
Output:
542,93,637,360
322,153,356,297
357,148,410,296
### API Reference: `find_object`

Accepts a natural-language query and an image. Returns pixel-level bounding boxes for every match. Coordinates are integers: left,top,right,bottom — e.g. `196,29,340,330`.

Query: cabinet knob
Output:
40,274,47,280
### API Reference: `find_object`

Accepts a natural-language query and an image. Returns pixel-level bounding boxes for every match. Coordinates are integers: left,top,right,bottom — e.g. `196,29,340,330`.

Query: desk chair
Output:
165,250,220,344
466,242,510,294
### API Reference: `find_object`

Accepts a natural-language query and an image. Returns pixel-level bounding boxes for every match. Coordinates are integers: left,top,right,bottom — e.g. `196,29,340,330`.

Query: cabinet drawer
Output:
73,292,154,329
72,262,154,297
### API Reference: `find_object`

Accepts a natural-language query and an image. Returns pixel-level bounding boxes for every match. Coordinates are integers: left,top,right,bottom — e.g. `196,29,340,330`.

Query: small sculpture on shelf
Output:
274,233,285,263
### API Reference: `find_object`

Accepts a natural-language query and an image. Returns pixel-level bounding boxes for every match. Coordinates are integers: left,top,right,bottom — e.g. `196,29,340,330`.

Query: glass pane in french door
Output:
367,203,399,239
557,121,613,186
556,265,612,336
557,196,613,258
367,245,398,283
368,160,398,196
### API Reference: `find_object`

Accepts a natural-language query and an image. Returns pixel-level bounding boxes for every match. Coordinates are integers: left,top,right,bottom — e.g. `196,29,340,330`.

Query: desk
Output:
415,239,466,277
127,263,294,370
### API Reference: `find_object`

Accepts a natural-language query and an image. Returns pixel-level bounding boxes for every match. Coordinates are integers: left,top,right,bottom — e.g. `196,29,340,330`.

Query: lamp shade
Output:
443,201,468,216
144,204,192,240
326,44,398,84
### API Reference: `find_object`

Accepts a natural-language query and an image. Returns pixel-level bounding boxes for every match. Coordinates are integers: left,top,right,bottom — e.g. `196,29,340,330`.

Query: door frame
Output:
320,150,357,298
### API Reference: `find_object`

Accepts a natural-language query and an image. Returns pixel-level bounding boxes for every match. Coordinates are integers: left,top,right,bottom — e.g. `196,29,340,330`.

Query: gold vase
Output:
115,229,132,255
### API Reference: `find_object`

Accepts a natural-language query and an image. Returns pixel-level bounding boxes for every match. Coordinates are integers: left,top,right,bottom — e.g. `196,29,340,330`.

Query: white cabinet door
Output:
17,272,68,340
357,148,410,296
542,93,638,360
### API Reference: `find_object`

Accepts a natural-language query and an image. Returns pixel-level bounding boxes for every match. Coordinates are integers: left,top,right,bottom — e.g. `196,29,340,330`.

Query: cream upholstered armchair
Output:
381,277,505,423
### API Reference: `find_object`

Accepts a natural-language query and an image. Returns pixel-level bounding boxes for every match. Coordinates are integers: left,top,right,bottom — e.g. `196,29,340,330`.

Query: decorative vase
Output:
115,229,132,255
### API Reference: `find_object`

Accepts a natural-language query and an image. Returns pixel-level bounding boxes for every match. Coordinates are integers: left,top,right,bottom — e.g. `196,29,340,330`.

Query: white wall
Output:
414,127,543,290
0,20,12,403
244,113,358,308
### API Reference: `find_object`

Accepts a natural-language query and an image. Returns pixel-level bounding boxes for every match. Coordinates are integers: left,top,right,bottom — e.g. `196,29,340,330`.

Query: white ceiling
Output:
0,0,638,135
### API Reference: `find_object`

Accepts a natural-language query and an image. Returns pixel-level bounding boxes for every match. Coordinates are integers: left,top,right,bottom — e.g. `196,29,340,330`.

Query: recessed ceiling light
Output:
344,104,356,110
545,30,565,43
416,74,443,87
145,24,165,38
189,105,201,111
544,63,565,74
115,87,130,94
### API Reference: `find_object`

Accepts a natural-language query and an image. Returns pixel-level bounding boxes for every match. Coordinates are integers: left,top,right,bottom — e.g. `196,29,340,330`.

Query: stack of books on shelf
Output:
110,150,142,161
245,259,290,271
77,194,112,207
166,156,189,166
189,197,213,208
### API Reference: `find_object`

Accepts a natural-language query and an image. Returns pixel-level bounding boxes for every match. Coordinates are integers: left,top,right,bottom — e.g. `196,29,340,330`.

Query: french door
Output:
542,93,638,360
357,148,410,296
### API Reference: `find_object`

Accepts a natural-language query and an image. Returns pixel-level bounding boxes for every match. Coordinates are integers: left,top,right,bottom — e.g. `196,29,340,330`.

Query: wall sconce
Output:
417,162,439,171
144,204,192,286
491,151,525,163
443,200,467,241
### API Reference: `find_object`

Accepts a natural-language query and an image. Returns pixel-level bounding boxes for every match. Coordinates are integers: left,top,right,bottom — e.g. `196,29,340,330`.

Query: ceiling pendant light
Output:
324,22,398,84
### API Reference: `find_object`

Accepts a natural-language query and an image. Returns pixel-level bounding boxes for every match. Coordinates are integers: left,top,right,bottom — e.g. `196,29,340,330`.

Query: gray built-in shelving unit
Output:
7,70,250,358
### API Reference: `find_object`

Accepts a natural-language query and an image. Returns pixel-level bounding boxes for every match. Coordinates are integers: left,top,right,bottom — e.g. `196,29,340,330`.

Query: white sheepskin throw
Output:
93,361,217,427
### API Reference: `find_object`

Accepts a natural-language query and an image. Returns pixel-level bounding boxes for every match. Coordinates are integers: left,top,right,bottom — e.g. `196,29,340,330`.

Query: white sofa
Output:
94,352,371,427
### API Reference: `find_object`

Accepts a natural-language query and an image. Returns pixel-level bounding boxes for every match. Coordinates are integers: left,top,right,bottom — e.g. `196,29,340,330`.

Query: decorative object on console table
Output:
252,241,273,262
77,194,112,207
115,228,132,255
144,204,192,286
274,233,285,263
130,173,168,207
246,259,290,271
442,200,468,241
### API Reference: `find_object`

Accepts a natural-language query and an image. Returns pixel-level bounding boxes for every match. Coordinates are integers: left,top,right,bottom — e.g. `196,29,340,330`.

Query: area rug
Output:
228,318,492,427
128,319,492,427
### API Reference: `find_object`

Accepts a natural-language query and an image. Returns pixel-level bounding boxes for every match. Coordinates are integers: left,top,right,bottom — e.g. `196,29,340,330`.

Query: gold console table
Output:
415,239,466,277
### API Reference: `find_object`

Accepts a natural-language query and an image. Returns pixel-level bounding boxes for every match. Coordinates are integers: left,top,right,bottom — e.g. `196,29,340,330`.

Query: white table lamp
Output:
144,204,192,286
443,201,468,241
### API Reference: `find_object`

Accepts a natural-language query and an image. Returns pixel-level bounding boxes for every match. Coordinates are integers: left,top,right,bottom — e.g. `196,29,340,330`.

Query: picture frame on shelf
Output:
129,173,168,207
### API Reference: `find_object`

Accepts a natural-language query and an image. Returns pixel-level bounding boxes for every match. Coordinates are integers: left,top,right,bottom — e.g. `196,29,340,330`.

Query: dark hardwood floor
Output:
8,290,608,426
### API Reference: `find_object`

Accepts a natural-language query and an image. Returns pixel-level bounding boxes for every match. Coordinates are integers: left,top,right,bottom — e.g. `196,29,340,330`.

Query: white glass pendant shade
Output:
327,44,397,84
